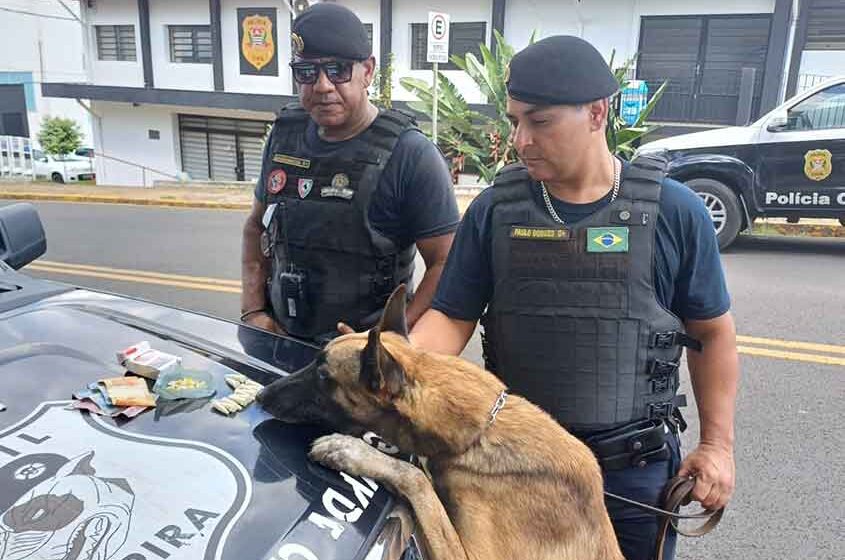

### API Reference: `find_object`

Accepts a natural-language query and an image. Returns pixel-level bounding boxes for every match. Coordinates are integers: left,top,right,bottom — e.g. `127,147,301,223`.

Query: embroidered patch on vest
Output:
297,178,313,198
587,227,629,252
266,168,287,194
510,226,571,240
331,173,350,188
272,153,311,169
320,186,354,199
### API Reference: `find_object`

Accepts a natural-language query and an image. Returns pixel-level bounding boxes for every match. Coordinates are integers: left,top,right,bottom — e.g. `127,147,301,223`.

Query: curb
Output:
0,192,251,210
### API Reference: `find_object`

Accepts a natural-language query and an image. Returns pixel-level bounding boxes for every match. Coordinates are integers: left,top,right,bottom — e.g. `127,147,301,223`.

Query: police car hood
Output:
640,124,760,152
0,281,394,560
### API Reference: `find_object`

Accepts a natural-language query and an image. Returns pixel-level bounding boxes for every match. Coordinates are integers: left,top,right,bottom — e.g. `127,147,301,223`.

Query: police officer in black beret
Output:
410,36,739,560
241,3,459,344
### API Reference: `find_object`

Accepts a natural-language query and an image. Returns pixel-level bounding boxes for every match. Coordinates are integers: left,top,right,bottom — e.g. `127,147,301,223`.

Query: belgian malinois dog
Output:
257,286,623,560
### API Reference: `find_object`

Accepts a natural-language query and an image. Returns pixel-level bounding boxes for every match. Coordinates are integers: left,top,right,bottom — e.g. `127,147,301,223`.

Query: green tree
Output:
38,116,83,156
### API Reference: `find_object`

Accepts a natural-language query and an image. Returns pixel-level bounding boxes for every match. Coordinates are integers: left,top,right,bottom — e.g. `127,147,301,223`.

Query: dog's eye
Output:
317,367,331,383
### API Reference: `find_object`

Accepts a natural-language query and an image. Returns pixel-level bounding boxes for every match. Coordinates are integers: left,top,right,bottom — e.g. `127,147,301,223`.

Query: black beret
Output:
291,3,371,60
507,35,618,105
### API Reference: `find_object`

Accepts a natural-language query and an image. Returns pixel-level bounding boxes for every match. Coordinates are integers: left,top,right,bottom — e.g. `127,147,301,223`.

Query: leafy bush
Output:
37,116,83,156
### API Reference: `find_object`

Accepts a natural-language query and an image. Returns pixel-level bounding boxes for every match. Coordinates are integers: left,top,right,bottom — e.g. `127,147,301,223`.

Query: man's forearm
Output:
241,221,270,313
406,263,444,328
685,314,740,450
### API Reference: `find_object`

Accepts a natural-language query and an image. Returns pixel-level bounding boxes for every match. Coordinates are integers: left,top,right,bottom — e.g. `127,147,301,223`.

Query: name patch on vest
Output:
587,227,629,252
321,186,355,199
510,226,571,241
272,153,311,169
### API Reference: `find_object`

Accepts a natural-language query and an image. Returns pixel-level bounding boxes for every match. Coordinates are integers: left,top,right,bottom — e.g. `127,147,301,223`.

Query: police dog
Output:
257,286,623,560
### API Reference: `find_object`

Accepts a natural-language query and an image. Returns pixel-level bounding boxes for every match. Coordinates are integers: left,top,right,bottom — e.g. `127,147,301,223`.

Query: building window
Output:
96,25,137,61
179,115,269,182
410,22,486,70
169,25,213,64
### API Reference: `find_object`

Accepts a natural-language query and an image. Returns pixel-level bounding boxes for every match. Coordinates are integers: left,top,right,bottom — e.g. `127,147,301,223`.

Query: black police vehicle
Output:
637,76,845,249
0,203,419,560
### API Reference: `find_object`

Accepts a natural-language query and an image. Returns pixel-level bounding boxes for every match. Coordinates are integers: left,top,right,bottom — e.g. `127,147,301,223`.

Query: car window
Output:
786,83,845,131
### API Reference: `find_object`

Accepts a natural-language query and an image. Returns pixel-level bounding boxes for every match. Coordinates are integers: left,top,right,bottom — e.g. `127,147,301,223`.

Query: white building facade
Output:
42,0,845,186
0,0,92,143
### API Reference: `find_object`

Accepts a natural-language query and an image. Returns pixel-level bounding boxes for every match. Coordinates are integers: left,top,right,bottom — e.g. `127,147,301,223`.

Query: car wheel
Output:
686,178,742,250
51,172,64,184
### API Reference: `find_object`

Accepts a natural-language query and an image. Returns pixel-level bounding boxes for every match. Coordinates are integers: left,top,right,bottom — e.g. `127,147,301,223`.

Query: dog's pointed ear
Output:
360,326,406,399
378,284,408,339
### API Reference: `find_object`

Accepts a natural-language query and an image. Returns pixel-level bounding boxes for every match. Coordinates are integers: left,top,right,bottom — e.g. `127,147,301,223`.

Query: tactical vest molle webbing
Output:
264,104,417,340
481,155,697,432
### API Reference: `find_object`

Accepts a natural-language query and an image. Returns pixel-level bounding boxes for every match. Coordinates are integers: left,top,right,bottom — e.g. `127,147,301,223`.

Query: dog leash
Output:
604,476,724,560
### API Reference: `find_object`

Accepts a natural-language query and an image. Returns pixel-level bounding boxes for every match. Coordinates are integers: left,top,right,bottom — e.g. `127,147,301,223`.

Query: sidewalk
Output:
1,180,842,237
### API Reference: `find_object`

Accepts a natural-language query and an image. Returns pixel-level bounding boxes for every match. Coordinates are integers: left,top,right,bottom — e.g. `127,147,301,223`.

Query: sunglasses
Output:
290,59,355,85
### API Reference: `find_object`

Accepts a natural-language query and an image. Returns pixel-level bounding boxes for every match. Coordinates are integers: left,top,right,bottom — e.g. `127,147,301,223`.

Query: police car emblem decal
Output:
804,149,832,182
587,227,629,252
297,178,313,198
0,402,251,560
267,169,287,194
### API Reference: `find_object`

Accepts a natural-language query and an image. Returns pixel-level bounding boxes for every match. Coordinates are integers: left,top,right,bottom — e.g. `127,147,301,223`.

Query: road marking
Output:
27,262,241,294
23,260,845,367
737,345,845,367
736,335,845,356
35,260,241,287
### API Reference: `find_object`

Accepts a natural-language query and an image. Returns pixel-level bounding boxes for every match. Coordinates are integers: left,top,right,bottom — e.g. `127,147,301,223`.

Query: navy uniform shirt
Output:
255,120,460,249
432,164,731,322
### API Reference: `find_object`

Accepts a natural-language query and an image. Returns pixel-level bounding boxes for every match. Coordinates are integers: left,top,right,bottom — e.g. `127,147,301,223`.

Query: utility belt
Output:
577,401,687,472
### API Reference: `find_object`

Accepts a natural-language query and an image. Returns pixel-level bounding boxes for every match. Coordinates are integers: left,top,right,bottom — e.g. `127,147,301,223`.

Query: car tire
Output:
51,172,64,184
686,178,742,250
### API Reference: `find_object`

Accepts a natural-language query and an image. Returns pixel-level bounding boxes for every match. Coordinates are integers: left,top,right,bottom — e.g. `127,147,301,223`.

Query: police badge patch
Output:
804,149,833,182
297,178,313,198
241,14,275,71
267,168,287,194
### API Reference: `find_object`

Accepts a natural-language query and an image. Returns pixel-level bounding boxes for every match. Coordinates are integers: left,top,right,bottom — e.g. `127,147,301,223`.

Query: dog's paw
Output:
309,433,392,478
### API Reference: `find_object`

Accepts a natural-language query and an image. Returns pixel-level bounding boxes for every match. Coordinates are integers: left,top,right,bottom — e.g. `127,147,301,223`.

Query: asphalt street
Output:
5,200,845,559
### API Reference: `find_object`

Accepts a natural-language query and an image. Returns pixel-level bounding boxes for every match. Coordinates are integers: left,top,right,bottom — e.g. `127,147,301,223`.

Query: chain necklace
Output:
540,155,621,226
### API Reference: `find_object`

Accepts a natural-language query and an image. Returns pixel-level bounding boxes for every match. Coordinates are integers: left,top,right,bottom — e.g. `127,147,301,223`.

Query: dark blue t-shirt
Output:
432,164,731,322
255,121,460,249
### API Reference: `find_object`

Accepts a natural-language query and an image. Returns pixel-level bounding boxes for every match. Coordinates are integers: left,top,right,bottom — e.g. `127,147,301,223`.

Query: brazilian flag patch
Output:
587,227,629,252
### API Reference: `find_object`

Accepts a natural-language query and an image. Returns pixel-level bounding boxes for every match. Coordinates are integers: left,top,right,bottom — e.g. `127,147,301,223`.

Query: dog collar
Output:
487,390,508,426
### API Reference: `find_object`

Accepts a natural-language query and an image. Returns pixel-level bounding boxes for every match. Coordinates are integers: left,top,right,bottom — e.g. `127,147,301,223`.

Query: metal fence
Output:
0,136,33,181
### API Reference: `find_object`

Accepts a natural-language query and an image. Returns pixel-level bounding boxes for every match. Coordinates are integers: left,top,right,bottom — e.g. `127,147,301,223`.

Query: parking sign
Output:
427,11,450,64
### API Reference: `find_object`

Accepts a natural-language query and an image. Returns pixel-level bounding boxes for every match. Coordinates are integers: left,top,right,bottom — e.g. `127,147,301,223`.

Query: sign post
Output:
427,11,450,144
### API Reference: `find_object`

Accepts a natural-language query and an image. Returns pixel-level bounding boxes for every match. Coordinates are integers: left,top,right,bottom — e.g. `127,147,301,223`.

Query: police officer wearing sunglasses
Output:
241,3,459,344
409,36,739,560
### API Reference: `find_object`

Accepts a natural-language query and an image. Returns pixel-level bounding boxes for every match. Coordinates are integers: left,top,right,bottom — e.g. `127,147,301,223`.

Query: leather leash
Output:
604,475,724,560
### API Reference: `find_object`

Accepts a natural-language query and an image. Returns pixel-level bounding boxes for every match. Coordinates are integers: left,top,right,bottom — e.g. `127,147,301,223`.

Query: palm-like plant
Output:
606,51,668,158
401,33,668,183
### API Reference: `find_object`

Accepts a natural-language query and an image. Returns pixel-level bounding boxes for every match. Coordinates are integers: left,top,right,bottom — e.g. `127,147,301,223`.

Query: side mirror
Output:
766,111,789,132
0,203,47,269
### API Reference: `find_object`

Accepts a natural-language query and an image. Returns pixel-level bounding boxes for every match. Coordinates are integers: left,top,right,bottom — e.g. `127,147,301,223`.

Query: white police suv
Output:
637,76,845,249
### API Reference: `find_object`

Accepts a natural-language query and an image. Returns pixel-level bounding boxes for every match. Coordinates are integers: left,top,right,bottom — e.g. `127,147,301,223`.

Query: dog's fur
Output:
258,287,624,560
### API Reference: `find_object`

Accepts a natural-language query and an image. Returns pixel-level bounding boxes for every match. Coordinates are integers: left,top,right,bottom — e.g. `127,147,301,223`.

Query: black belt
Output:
582,418,672,471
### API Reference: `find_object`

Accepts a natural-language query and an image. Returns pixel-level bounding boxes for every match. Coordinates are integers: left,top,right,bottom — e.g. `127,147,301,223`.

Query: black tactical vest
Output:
263,104,417,340
481,155,696,432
